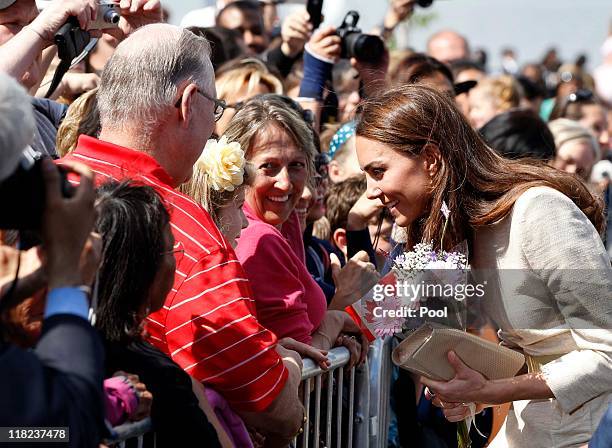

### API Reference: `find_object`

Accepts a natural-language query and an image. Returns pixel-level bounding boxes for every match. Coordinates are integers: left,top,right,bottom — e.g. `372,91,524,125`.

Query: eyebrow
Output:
362,160,383,172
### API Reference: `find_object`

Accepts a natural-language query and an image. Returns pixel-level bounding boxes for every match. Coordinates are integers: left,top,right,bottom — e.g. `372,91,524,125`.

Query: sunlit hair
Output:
179,163,251,230
472,75,522,111
56,87,100,157
356,85,604,250
223,94,316,180
215,58,283,101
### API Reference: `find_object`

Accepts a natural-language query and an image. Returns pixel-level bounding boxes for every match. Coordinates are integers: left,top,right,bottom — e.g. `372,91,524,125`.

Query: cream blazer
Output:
472,186,612,447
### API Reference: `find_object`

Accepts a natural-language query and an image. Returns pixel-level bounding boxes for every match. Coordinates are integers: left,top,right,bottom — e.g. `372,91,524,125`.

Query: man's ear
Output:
422,143,443,178
177,83,199,129
332,228,348,257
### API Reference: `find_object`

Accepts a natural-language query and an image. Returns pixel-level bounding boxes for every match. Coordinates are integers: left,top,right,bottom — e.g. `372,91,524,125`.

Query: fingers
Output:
62,161,95,204
143,0,160,11
442,403,471,422
312,25,336,41
447,350,469,374
329,252,341,282
359,333,369,364
42,158,61,207
420,376,446,396
350,250,370,263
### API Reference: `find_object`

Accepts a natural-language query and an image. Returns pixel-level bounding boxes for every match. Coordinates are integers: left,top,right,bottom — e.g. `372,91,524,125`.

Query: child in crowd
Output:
180,135,250,249
327,122,362,184
326,175,394,270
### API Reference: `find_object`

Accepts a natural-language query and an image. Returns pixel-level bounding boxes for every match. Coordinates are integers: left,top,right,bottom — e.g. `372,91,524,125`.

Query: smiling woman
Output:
225,94,368,368
355,84,612,447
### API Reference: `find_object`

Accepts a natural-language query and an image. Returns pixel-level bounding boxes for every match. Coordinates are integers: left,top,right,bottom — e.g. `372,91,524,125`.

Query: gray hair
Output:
97,24,213,139
223,95,317,179
0,73,35,182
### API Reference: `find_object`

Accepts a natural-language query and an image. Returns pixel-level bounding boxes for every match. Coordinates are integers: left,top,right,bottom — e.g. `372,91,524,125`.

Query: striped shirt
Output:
62,135,287,412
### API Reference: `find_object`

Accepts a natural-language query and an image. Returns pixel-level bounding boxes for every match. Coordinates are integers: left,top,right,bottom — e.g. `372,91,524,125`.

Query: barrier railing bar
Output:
336,366,343,448
326,371,333,447
348,368,355,448
301,348,350,379
314,375,322,447
304,377,311,448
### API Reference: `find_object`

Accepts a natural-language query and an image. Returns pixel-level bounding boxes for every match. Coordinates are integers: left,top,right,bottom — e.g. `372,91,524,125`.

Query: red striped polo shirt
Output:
62,135,287,412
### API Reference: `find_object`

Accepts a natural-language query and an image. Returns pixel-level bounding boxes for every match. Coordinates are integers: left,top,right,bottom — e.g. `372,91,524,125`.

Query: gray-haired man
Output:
61,23,305,444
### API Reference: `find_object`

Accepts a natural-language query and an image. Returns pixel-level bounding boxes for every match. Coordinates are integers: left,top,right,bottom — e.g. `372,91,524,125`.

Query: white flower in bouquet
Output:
198,136,245,192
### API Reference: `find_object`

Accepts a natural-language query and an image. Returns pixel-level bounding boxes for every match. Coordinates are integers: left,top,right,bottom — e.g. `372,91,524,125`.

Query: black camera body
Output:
0,148,73,235
337,11,384,64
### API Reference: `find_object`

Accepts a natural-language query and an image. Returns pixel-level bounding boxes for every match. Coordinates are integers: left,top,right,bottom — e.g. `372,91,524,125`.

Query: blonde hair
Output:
180,162,252,228
56,88,100,157
473,75,522,111
215,58,283,101
548,118,600,160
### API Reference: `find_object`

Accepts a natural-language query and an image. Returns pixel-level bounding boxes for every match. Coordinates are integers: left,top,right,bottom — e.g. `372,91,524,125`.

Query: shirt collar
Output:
75,135,175,186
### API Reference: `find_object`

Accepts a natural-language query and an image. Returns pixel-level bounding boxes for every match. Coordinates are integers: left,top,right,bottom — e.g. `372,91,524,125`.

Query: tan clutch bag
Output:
391,323,525,381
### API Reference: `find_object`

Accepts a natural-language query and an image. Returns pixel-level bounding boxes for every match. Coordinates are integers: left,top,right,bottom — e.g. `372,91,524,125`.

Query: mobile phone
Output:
306,0,323,30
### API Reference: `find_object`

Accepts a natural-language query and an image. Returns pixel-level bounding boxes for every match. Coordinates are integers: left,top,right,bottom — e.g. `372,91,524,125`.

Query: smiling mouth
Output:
268,195,290,203
295,207,308,214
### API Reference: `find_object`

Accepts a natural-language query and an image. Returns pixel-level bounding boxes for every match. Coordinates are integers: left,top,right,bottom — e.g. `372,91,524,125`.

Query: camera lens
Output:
417,0,434,7
104,9,120,24
348,33,384,64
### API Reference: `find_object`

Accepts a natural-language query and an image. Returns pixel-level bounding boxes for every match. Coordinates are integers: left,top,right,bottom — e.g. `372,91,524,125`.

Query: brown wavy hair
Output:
356,85,604,251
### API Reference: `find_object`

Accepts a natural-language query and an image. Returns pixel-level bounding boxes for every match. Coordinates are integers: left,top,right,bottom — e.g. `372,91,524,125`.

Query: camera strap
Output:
44,17,91,99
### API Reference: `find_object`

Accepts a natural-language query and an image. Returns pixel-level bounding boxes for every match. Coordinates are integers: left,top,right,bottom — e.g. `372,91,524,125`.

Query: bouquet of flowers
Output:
346,201,476,447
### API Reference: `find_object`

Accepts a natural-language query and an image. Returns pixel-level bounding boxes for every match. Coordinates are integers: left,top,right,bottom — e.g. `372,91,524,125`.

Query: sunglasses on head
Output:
560,89,595,117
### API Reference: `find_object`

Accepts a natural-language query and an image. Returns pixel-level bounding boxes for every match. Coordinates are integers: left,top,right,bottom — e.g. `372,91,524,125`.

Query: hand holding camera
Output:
280,9,313,59
306,26,342,63
41,160,97,289
28,0,99,45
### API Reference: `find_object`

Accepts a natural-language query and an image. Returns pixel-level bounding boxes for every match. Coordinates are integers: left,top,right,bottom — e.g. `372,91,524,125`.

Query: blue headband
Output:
328,121,356,159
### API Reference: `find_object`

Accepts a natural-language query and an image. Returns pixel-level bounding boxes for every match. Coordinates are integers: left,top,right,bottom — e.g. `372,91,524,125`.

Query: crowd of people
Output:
0,0,610,447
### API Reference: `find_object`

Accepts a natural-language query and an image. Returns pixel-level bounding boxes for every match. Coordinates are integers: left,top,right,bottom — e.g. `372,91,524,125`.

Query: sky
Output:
165,0,611,73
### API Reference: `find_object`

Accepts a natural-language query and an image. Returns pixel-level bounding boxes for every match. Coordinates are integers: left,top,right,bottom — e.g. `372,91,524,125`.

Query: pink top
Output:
235,204,327,344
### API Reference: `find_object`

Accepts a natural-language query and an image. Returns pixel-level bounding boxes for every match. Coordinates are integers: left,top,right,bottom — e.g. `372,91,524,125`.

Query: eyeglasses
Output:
174,89,227,122
161,241,185,264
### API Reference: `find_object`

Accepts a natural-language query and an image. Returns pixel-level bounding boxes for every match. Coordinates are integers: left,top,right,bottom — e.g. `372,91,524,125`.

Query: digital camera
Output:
0,147,74,235
89,0,121,30
337,11,384,64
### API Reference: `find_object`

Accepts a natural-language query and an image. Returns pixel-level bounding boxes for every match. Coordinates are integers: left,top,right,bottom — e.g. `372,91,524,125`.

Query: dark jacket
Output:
0,314,105,447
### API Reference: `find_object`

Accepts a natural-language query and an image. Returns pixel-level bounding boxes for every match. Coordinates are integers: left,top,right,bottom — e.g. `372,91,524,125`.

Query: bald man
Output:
427,29,470,65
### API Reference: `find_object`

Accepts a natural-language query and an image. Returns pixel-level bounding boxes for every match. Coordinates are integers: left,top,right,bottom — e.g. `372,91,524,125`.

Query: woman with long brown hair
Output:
356,85,612,446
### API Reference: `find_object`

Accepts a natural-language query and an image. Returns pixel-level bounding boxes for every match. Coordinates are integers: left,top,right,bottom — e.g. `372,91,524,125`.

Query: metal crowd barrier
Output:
293,337,392,448
367,336,394,448
105,417,154,447
106,338,394,448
